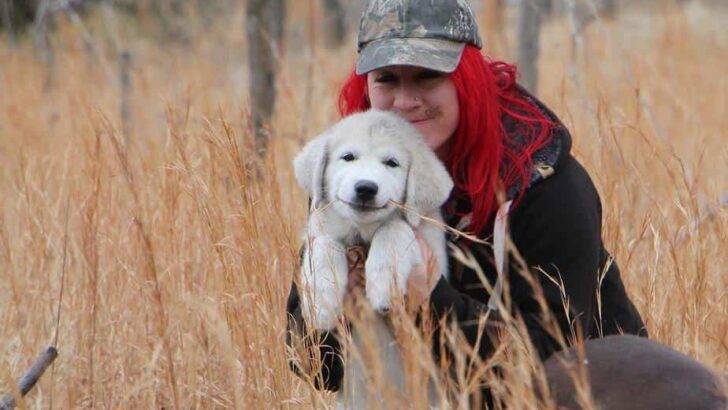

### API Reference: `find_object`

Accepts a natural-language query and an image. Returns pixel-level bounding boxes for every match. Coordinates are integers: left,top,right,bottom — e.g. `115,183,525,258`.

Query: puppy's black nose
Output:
354,180,378,202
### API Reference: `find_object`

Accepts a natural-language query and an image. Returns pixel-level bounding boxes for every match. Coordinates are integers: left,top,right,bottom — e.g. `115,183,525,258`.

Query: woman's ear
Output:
293,133,330,209
404,143,453,226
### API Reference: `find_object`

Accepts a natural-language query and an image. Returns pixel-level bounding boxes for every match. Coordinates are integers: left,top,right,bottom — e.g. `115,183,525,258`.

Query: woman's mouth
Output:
408,108,438,124
409,118,429,124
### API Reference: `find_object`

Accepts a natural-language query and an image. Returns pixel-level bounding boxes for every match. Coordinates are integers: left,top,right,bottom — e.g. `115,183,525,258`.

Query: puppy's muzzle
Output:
354,180,378,202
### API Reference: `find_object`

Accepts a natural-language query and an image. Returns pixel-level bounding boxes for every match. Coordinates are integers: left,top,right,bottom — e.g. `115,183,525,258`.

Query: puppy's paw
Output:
365,219,420,312
365,274,392,313
364,257,408,313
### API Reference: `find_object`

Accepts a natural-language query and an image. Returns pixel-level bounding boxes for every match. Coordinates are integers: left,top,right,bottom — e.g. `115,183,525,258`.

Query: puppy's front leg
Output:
300,235,348,330
365,219,421,312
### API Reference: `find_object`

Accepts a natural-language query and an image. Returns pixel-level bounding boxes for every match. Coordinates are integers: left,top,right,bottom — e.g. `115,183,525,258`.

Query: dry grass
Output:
0,1,726,408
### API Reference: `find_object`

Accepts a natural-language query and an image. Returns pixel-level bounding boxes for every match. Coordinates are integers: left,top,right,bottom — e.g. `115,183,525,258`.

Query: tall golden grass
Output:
0,1,726,408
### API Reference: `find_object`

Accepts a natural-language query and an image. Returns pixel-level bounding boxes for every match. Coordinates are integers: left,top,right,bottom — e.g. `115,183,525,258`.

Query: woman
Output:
286,0,647,400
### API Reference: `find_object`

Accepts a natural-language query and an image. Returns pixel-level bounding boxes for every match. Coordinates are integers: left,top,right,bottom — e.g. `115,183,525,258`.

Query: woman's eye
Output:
416,71,446,86
417,70,443,80
384,158,399,168
341,153,356,162
375,74,397,84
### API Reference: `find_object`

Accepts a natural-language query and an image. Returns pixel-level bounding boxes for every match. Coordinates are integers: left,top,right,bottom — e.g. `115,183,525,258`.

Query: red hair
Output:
337,46,554,234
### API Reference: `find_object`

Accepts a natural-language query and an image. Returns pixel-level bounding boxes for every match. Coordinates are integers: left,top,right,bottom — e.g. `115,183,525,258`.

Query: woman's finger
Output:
406,262,428,308
407,233,441,310
415,234,438,279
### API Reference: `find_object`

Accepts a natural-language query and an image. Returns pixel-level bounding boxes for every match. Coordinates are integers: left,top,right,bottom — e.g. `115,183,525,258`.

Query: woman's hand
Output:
405,233,441,310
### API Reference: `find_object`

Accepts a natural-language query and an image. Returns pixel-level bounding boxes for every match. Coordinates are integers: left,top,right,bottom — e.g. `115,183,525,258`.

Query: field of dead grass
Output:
0,1,726,408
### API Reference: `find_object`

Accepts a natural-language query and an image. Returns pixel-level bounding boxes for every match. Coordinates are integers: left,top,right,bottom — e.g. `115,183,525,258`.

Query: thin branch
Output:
0,347,59,410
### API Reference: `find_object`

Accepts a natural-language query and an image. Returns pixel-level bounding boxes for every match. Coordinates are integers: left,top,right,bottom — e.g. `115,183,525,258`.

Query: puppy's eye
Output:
384,158,400,168
341,153,356,162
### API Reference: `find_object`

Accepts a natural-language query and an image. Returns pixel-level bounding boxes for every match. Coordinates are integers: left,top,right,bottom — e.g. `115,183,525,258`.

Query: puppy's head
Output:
294,110,453,226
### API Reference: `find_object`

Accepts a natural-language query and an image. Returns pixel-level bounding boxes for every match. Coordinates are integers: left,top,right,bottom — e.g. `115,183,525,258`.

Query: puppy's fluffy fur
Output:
294,110,453,406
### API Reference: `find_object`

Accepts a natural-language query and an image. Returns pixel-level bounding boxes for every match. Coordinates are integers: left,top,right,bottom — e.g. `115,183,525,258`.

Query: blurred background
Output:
0,0,726,408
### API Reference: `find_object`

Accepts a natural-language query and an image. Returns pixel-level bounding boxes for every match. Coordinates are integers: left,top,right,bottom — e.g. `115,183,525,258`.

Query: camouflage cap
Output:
356,0,482,75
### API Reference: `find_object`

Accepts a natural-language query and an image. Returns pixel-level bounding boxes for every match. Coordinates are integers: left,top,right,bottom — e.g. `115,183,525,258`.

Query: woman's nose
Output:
392,85,422,112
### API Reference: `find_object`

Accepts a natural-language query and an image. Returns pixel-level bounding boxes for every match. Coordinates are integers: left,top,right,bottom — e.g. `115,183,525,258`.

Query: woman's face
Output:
366,66,459,159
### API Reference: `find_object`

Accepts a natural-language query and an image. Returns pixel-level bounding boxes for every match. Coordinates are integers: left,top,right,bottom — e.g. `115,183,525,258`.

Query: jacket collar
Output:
505,85,572,200
444,86,572,231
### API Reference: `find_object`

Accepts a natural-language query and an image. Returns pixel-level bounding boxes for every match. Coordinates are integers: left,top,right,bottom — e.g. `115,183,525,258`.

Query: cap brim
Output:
356,37,465,75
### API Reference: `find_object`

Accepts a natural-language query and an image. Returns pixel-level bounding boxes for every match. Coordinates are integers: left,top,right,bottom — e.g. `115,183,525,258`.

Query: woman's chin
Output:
423,136,452,158
415,127,451,154
411,120,431,135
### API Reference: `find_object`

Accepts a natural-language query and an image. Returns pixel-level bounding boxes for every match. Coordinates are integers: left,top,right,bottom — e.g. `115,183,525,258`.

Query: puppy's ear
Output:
405,144,453,226
293,132,329,209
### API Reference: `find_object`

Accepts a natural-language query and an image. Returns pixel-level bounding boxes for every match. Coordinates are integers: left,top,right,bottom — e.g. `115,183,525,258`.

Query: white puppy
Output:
294,109,453,330
293,110,453,407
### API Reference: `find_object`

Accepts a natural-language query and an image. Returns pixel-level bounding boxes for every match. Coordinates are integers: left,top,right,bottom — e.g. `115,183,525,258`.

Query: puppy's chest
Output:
342,228,371,247
320,209,393,246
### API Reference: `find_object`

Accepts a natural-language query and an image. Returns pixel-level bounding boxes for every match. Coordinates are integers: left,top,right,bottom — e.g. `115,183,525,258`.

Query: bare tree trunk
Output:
246,0,286,158
1,0,16,47
152,0,188,44
574,0,619,34
119,50,133,145
322,0,346,48
33,0,54,91
543,0,553,18
601,0,617,19
517,0,548,94
484,0,508,57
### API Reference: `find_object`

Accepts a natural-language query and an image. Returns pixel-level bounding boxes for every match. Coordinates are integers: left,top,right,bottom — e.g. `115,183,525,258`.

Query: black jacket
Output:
286,87,647,393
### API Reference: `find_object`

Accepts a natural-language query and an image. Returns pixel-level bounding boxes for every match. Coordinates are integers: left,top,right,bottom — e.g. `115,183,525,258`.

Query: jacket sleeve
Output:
429,156,603,361
286,269,345,391
428,274,506,360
